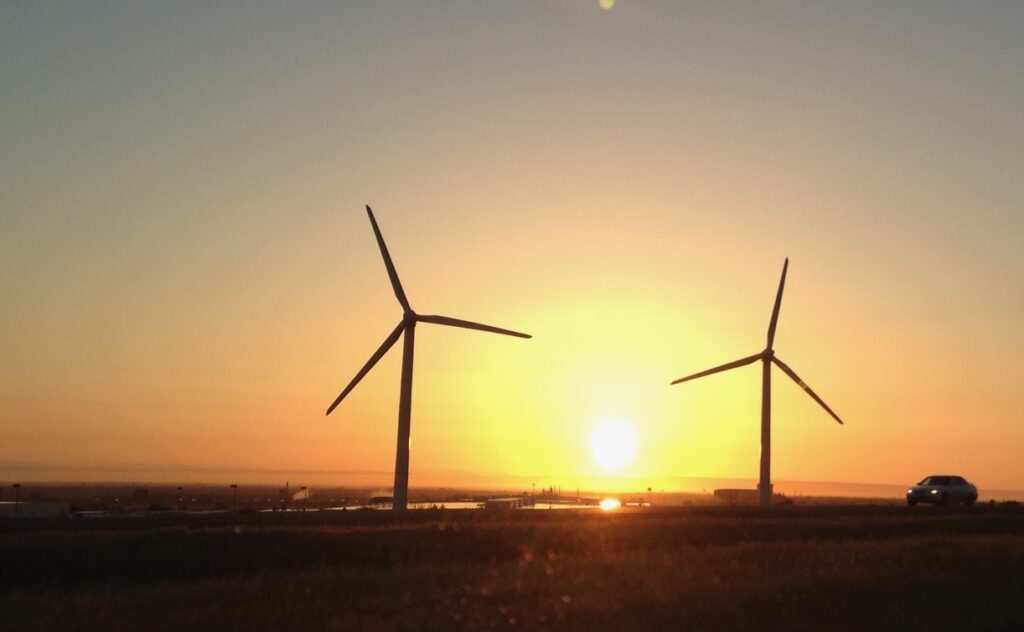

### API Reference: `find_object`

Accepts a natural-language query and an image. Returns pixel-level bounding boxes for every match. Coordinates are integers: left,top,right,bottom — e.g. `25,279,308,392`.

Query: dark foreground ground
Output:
2,505,1023,631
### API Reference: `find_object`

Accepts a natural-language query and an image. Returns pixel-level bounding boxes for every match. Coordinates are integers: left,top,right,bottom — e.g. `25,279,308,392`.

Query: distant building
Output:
714,489,787,505
0,501,70,518
483,497,524,510
713,489,761,505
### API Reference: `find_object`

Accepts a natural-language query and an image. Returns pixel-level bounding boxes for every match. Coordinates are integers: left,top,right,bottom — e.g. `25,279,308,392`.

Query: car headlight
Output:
906,489,913,494
930,489,939,494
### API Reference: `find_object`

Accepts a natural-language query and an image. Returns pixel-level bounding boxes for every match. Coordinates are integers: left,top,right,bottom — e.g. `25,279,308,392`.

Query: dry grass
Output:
2,505,1023,631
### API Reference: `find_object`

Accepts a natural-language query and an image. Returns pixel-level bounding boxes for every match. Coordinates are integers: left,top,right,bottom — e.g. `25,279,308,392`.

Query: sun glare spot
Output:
589,419,637,469
599,0,616,9
599,498,621,511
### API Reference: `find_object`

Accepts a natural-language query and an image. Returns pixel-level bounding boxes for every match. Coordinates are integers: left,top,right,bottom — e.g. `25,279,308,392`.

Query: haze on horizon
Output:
2,2,1022,492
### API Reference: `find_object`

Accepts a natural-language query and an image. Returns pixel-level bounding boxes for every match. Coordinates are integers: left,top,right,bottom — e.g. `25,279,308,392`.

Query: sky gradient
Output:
2,2,1022,492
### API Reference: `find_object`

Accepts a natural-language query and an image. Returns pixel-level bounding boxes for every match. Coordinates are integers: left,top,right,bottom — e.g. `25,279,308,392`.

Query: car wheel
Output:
965,494,977,507
907,499,917,506
938,492,949,506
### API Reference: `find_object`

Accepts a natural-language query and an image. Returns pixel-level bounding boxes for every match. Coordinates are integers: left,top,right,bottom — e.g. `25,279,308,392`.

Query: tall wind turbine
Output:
670,259,844,508
327,206,531,511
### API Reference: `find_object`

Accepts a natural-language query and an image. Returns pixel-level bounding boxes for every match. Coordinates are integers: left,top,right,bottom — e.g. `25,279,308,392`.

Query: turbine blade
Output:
366,205,411,312
766,258,789,349
417,314,532,339
771,356,844,425
670,353,762,385
326,321,406,415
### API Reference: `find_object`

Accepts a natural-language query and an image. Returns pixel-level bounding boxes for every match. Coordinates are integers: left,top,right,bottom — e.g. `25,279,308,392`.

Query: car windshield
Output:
919,476,951,486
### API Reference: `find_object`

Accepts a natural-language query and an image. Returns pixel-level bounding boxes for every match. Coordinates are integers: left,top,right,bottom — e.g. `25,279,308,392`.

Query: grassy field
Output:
3,505,1023,631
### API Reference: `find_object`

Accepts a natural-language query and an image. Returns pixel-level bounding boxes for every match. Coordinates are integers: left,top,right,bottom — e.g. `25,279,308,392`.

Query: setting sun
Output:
589,419,637,469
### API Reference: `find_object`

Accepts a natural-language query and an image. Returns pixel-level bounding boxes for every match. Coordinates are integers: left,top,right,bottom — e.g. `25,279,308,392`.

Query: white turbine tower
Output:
327,206,531,511
670,259,844,507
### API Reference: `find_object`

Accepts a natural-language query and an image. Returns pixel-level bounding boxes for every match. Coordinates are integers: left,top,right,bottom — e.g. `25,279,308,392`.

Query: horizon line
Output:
2,461,1022,494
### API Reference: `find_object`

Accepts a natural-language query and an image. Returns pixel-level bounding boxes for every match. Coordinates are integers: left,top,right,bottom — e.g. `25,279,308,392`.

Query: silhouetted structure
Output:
483,497,525,510
326,206,531,511
671,259,844,507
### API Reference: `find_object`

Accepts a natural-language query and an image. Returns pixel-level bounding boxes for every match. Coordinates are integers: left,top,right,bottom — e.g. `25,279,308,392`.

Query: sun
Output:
589,419,637,469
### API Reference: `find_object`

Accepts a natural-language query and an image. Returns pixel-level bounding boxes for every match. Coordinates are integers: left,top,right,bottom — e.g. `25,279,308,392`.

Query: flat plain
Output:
3,504,1023,631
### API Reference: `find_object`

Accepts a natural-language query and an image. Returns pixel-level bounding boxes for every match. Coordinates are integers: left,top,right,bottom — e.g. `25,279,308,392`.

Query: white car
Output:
906,475,978,506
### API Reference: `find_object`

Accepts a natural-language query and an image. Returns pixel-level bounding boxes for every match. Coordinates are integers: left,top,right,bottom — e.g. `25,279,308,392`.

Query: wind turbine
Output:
326,205,531,511
670,259,844,508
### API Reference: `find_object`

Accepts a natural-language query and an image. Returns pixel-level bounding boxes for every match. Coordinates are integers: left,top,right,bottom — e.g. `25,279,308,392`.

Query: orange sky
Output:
2,2,1022,492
